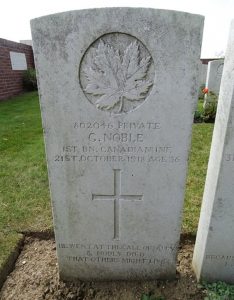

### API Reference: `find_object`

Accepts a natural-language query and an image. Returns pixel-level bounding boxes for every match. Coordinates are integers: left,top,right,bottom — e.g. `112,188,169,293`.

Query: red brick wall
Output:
0,38,35,101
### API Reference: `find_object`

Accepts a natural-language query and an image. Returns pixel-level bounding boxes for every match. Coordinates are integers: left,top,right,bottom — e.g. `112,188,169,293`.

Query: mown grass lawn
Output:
0,92,213,269
183,122,214,233
0,92,52,269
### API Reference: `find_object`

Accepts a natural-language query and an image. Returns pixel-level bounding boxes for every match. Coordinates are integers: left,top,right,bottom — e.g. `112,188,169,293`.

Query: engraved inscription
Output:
58,242,177,267
224,153,234,161
58,243,177,252
206,254,234,267
80,33,155,114
92,169,143,240
52,119,181,164
74,121,161,130
66,255,169,266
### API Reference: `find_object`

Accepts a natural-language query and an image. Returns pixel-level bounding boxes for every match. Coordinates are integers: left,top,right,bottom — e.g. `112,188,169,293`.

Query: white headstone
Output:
205,59,224,96
10,52,27,70
193,20,234,283
20,40,32,46
199,63,208,86
31,8,203,281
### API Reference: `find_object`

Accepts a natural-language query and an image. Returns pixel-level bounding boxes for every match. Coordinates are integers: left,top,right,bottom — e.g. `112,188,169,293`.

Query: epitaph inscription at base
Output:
31,8,203,280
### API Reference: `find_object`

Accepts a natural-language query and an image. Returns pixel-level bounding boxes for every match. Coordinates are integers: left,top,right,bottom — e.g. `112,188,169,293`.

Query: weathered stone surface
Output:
31,8,203,281
205,59,224,95
193,20,234,283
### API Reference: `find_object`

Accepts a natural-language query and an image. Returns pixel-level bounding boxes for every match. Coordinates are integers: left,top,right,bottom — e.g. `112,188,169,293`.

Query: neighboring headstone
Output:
20,40,32,46
199,63,208,86
31,8,203,281
193,20,234,283
10,52,27,70
203,59,224,107
205,59,224,95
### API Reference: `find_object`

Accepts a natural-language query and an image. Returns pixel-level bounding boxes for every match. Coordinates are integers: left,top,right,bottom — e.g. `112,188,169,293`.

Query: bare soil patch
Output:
0,237,206,300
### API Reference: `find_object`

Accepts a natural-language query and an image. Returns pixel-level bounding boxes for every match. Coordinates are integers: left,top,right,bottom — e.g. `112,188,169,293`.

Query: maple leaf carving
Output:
84,40,153,112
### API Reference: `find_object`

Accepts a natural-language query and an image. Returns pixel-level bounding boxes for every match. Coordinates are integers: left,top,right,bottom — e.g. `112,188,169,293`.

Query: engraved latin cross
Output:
92,169,143,240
